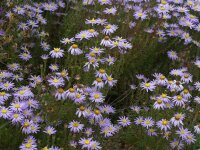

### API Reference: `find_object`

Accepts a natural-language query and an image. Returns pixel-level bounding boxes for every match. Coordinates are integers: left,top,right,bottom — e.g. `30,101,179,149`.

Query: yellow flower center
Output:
85,140,90,145
96,78,102,82
138,13,143,17
43,147,49,150
157,99,162,104
149,129,155,132
160,75,165,80
145,120,150,125
162,93,167,98
122,119,127,123
94,109,101,115
53,79,59,83
72,44,78,49
177,95,182,100
0,92,6,96
14,104,20,109
161,0,167,4
79,106,85,111
23,122,30,128
107,76,113,81
105,25,111,29
175,114,182,120
145,83,151,87
19,91,25,95
23,53,28,57
58,88,64,93
104,36,110,40
94,94,100,99
69,88,75,92
73,122,79,127
184,74,189,78
183,89,189,94
1,109,7,114
53,48,60,52
162,120,168,125
76,94,81,99
90,19,96,22
61,71,67,77
13,114,19,118
90,53,96,57
25,143,32,149
99,69,105,74
88,29,95,33
4,83,9,87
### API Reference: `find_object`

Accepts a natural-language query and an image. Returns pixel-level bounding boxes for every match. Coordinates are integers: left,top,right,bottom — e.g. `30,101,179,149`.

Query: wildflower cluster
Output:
0,0,199,149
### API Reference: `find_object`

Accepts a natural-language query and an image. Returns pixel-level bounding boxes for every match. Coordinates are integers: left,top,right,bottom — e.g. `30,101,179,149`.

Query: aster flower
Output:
194,124,200,134
10,101,26,112
147,128,158,136
0,81,14,91
180,73,192,83
79,138,93,149
44,126,57,135
95,69,107,78
153,73,168,86
48,76,64,88
104,55,115,66
176,127,191,139
76,106,88,118
140,81,156,92
194,59,200,68
99,105,115,114
75,30,92,40
102,24,118,35
134,10,147,20
68,44,83,55
11,112,25,124
0,91,11,104
49,48,64,58
99,118,111,128
68,120,84,133
153,98,166,110
69,141,77,148
141,117,154,129
167,50,178,60
13,6,26,15
49,64,59,72
90,140,101,150
0,107,11,119
180,89,192,99
73,93,86,103
170,113,185,127
92,78,105,89
66,88,76,99
7,63,20,71
118,116,131,127
100,36,112,47
55,88,66,100
91,109,103,121
194,82,200,91
89,91,104,103
184,133,196,144
172,95,188,107
104,7,117,15
86,18,99,26
170,139,184,150
41,42,50,51
134,116,144,125
156,119,171,131
60,37,75,45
